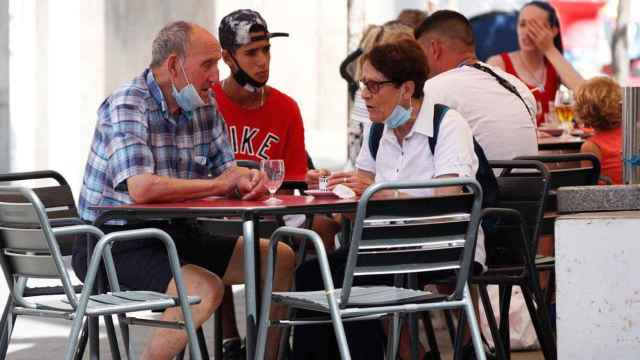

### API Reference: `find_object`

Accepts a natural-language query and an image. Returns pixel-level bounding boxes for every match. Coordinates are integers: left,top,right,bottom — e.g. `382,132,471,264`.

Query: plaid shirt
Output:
79,68,235,222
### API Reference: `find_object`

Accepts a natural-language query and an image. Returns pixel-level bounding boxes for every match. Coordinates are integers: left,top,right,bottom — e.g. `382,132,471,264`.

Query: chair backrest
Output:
0,170,80,255
515,153,600,189
0,185,79,307
237,160,260,170
514,154,600,212
340,178,483,305
487,160,550,266
237,151,315,170
238,158,311,191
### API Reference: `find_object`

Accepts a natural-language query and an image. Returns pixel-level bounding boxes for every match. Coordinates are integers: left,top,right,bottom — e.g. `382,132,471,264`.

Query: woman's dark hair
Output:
523,1,564,53
362,39,427,99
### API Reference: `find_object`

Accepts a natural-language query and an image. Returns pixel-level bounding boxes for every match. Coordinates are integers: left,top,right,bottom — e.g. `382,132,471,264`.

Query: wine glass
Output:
261,159,285,204
554,87,575,137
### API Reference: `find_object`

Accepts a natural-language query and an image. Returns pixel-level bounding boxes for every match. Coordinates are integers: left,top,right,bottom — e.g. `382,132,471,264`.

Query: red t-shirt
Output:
500,53,559,127
212,83,308,181
589,127,622,185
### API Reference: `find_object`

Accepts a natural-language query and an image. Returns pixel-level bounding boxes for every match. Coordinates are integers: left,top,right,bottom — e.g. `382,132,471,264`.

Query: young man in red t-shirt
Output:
214,9,307,181
214,10,340,359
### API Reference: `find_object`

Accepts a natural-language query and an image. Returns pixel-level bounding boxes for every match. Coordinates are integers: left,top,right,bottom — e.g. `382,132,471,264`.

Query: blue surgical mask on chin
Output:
385,92,412,129
171,60,206,114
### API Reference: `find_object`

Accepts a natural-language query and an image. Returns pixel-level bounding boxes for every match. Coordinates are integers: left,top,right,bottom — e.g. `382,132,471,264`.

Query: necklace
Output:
222,79,265,109
517,53,546,93
259,87,265,108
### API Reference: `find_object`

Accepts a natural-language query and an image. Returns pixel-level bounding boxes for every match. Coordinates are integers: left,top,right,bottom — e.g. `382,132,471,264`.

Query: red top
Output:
212,83,308,181
589,127,623,184
500,53,560,126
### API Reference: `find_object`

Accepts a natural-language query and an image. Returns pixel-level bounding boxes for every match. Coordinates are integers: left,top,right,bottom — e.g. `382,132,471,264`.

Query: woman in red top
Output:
575,76,623,184
487,1,584,126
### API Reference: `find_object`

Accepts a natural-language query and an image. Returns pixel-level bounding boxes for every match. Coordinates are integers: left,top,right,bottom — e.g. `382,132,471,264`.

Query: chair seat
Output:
273,286,444,313
30,291,201,316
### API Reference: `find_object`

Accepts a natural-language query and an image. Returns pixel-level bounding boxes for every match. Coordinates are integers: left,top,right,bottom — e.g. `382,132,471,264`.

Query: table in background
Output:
537,135,584,152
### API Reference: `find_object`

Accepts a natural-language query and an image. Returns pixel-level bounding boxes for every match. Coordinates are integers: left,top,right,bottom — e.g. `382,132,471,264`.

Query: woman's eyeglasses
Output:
358,79,395,94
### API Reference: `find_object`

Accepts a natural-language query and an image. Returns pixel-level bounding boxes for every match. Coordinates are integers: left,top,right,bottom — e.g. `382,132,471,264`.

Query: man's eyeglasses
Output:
358,79,395,94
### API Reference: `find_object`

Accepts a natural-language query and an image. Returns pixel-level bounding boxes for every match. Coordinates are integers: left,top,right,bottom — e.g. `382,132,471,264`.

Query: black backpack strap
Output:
427,103,499,208
428,104,450,155
468,63,534,120
368,122,385,160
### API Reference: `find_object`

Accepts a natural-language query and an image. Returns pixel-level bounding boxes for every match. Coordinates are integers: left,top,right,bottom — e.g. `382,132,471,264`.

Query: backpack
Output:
368,103,498,208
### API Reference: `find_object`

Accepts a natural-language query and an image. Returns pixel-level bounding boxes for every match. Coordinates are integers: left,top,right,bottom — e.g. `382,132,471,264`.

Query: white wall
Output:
104,1,215,94
9,0,104,192
0,0,8,172
362,0,426,25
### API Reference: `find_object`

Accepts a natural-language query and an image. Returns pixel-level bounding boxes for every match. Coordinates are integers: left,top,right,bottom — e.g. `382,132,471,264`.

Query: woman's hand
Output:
328,170,373,196
526,19,556,55
305,169,331,188
526,18,584,91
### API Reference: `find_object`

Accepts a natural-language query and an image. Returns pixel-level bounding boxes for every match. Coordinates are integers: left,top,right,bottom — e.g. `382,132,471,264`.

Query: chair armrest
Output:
49,217,85,227
52,224,105,239
86,228,182,295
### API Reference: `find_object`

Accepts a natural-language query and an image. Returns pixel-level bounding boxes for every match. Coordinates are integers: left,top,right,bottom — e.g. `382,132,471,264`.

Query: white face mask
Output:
385,89,412,129
171,60,206,113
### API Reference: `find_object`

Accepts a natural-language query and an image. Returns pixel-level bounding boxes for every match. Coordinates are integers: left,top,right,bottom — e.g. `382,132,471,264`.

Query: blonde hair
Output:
575,76,622,130
396,9,428,29
355,22,414,80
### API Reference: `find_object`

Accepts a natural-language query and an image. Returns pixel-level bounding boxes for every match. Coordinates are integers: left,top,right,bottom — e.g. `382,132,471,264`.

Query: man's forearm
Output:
127,172,234,204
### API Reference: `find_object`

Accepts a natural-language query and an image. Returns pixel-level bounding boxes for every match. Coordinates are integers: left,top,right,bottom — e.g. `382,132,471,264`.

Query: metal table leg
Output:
253,215,262,317
242,217,258,360
86,233,100,360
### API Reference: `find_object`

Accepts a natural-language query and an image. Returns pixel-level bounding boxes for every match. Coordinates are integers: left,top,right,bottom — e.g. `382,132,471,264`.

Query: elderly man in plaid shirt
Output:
72,21,295,360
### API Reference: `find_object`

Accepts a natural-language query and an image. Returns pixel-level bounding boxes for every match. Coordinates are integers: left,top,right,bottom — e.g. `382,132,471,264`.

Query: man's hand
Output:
235,168,267,200
328,170,373,196
305,169,331,188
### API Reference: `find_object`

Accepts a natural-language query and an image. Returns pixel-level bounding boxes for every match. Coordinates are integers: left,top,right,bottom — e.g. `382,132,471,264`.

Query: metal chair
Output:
256,178,486,360
0,185,202,359
0,170,98,358
472,160,556,360
514,153,600,214
514,153,600,302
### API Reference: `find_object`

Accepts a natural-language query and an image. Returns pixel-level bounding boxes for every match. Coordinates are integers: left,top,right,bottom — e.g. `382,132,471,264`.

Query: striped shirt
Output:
78,68,235,222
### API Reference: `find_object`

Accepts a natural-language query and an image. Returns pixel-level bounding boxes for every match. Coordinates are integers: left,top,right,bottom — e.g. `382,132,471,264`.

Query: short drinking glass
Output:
261,159,285,204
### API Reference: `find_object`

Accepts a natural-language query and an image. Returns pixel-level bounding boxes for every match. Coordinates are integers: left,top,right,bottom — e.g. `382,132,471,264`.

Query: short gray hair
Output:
150,21,193,68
